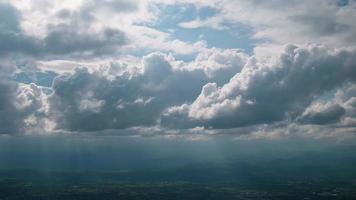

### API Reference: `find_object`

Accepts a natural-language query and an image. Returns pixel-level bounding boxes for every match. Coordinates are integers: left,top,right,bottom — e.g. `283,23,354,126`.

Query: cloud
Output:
289,15,351,37
0,1,128,58
0,2,39,56
43,26,127,57
45,49,248,133
162,44,356,129
91,0,138,13
296,102,346,125
0,66,47,134
295,83,356,127
1,0,356,139
190,48,248,84
0,2,20,32
1,0,212,59
47,52,209,132
174,0,356,47
2,43,356,137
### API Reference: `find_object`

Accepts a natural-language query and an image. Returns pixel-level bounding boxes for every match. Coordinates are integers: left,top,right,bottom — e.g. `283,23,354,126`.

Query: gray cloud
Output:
0,2,128,58
0,3,39,56
0,2,20,32
43,26,127,57
297,103,346,125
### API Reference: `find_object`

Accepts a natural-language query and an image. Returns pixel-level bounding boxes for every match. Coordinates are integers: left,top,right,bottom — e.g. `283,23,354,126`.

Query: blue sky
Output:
0,0,356,140
149,4,255,54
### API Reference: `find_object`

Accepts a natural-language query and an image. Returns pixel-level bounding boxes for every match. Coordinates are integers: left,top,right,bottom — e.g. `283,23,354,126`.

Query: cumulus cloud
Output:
47,52,209,132
43,48,248,133
0,64,47,134
184,48,248,85
2,44,356,137
162,44,356,129
297,102,346,125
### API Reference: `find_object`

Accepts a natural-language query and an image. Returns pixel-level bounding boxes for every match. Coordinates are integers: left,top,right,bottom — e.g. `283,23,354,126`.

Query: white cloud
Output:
0,71,48,134
162,44,356,129
46,52,208,132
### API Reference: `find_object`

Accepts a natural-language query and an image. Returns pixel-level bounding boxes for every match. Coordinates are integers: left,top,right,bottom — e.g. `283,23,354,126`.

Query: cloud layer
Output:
0,0,355,138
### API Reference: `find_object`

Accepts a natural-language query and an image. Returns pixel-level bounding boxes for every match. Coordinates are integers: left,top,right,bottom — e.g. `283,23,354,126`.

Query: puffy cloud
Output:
0,68,47,134
0,44,249,134
2,41,356,138
334,84,356,126
162,44,356,129
296,102,346,125
2,43,356,137
185,48,248,85
296,83,356,127
47,52,210,132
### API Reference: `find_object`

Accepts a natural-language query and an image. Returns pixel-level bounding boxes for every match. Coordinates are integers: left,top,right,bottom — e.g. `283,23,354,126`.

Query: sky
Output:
0,0,356,140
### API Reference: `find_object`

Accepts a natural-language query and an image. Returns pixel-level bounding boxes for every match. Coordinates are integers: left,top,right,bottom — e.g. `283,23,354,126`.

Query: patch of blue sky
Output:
172,25,256,62
196,6,218,20
13,71,58,87
149,4,256,58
